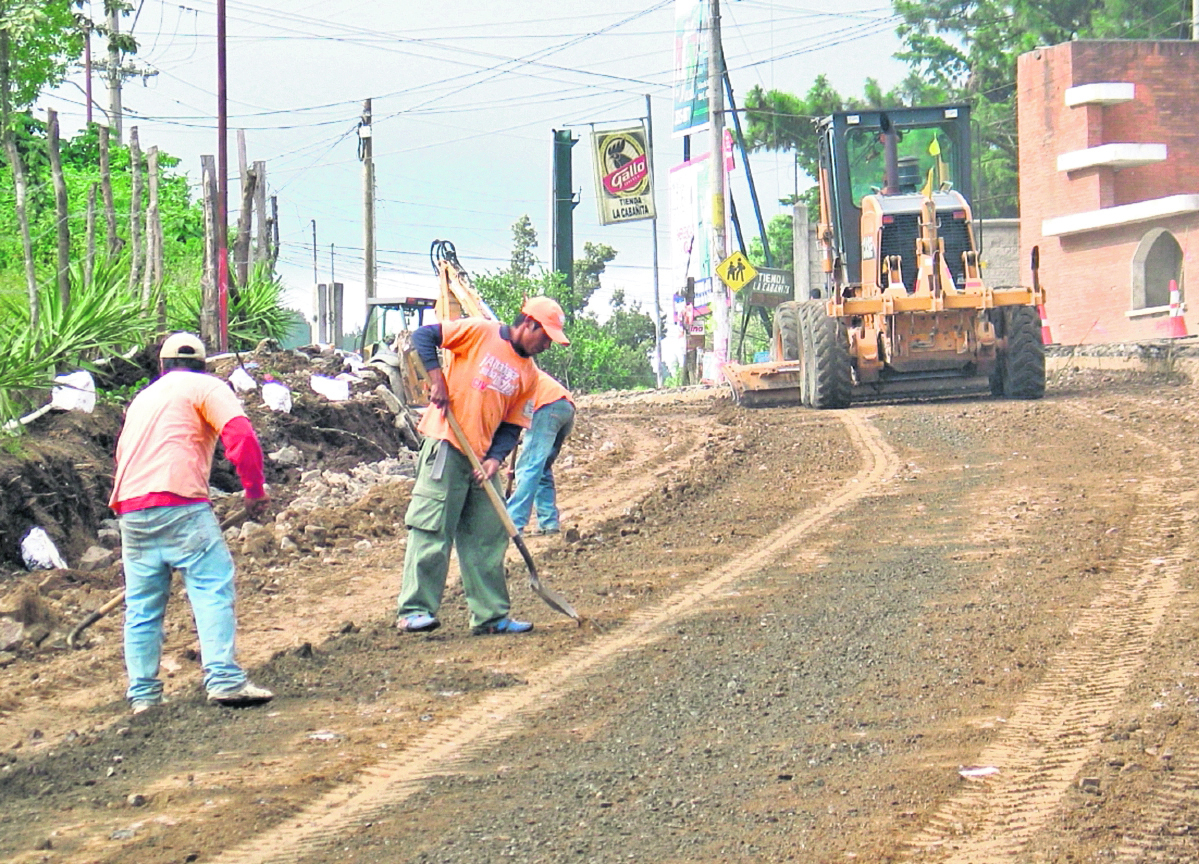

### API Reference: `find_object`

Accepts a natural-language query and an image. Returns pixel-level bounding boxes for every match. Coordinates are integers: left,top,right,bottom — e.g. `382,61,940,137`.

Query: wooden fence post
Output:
127,127,142,291
99,126,120,258
47,108,71,310
199,155,219,346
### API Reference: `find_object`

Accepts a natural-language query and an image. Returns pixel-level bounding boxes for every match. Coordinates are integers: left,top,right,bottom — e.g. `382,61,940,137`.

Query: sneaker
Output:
472,617,534,635
131,696,168,715
396,613,441,633
207,680,274,706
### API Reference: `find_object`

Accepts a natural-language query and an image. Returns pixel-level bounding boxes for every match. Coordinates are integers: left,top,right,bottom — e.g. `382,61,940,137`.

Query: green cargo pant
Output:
397,436,511,629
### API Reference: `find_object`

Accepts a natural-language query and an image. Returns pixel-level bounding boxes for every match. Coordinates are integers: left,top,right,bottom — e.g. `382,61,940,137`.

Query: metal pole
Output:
216,0,229,351
646,94,663,388
708,0,728,365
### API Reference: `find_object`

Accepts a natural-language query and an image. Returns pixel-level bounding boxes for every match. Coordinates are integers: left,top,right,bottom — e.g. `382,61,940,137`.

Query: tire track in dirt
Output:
212,411,899,864
903,404,1192,863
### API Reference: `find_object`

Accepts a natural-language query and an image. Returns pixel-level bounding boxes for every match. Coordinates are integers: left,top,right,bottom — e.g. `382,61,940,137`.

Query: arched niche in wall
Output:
1131,228,1182,310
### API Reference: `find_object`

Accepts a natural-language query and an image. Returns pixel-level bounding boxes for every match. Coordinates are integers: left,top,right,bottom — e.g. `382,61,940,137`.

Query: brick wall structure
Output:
1018,40,1199,344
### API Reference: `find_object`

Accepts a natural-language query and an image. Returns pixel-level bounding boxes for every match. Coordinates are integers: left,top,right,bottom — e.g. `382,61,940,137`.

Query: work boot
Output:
131,696,169,715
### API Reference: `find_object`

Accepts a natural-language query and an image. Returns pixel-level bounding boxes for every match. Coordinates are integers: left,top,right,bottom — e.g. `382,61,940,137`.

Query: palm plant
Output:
170,262,294,350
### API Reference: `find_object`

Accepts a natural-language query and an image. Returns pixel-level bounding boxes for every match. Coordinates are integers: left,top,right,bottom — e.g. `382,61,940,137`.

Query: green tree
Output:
509,214,538,282
747,213,794,271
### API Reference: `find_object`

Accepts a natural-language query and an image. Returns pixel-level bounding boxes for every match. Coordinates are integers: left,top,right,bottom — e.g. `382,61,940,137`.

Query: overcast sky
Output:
41,0,907,329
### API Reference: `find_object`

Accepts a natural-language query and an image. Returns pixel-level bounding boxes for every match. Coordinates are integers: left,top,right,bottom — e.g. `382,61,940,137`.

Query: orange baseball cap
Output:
521,296,570,345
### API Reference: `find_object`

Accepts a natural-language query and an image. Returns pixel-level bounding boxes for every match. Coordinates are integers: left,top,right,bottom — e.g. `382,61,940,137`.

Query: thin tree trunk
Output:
85,182,97,288
127,126,142,292
233,165,257,290
5,135,38,330
141,146,159,306
269,194,279,269
199,154,219,346
99,125,120,257
253,160,267,262
47,108,70,310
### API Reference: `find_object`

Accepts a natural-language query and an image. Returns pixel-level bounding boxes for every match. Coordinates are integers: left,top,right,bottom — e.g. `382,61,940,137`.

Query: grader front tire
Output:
1002,306,1046,400
807,302,853,409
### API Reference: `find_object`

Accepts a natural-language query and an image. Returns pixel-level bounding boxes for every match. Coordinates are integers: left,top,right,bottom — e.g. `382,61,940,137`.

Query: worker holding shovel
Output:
110,333,273,714
396,297,570,636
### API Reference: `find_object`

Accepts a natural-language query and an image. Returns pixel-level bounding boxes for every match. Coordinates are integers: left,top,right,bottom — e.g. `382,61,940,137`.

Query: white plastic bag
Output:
21,527,68,571
310,374,350,402
229,366,258,393
262,380,293,413
50,370,96,414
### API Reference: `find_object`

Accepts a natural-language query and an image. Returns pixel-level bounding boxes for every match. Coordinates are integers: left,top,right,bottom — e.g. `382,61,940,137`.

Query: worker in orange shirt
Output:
110,333,273,714
396,297,570,636
506,369,574,535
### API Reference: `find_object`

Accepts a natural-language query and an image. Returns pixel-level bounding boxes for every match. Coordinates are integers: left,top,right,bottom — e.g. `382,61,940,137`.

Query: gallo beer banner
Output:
591,126,656,226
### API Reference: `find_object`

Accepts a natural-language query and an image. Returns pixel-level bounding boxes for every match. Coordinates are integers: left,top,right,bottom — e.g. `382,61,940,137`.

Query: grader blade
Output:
722,361,805,407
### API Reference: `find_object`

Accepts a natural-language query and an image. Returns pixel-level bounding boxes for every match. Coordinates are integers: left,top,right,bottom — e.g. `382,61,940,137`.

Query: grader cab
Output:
724,104,1046,408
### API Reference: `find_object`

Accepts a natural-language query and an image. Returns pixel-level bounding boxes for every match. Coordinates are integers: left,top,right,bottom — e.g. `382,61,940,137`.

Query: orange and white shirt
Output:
418,318,538,460
110,371,252,510
532,369,573,410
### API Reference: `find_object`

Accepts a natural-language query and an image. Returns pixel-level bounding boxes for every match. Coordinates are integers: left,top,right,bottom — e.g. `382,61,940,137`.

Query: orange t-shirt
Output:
533,369,573,410
417,318,537,460
109,371,248,508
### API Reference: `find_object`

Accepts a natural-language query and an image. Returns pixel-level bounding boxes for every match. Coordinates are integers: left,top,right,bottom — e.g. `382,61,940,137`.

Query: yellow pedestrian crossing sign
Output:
716,251,758,292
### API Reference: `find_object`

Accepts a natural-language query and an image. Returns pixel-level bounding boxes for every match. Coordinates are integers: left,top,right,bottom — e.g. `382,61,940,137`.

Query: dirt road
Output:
3,368,1199,863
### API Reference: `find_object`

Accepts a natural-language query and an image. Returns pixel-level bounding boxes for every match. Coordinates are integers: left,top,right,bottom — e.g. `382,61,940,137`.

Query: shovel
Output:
66,507,252,649
412,358,580,624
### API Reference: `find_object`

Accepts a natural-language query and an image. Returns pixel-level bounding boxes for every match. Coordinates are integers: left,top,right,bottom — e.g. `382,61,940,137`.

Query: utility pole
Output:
94,6,156,142
708,0,729,365
646,94,663,388
84,21,92,126
106,6,122,142
360,99,376,341
216,0,229,351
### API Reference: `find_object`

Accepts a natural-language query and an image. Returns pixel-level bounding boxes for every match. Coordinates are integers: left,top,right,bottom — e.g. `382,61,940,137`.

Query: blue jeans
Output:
120,503,246,703
506,398,575,533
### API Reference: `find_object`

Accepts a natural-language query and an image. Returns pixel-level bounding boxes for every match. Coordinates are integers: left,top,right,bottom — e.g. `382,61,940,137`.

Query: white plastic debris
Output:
229,366,258,393
261,381,293,413
958,766,1000,780
50,370,96,414
21,527,68,571
309,374,350,402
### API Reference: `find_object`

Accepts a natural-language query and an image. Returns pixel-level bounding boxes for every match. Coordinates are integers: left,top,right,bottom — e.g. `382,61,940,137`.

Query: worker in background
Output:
396,297,570,636
110,332,273,714
506,369,575,536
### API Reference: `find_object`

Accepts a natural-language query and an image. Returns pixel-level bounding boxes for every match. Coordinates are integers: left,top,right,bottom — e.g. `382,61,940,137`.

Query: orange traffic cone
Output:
1037,304,1053,344
1168,279,1188,338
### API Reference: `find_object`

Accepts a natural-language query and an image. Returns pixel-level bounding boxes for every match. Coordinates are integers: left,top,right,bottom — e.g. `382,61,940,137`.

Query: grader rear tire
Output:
774,301,802,361
807,302,853,409
1002,306,1046,400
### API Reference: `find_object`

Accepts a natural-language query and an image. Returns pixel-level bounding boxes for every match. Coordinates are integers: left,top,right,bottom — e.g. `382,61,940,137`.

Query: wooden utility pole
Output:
361,99,376,339
216,0,229,351
98,126,119,256
83,22,92,127
708,0,729,365
106,6,122,142
47,108,70,310
127,127,142,291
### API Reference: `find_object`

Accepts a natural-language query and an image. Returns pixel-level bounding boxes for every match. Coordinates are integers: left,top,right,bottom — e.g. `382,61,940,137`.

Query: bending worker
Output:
506,369,575,536
396,297,571,636
110,332,273,714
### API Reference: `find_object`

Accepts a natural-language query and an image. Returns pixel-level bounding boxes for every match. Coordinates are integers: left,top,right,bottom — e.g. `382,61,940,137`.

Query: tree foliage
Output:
473,218,658,392
0,0,84,118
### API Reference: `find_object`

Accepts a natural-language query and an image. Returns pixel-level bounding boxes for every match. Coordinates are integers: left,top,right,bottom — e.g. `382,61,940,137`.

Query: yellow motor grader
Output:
724,105,1045,408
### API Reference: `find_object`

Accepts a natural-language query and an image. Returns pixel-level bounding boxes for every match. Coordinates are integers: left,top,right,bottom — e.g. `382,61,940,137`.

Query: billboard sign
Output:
672,0,709,137
591,126,655,225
